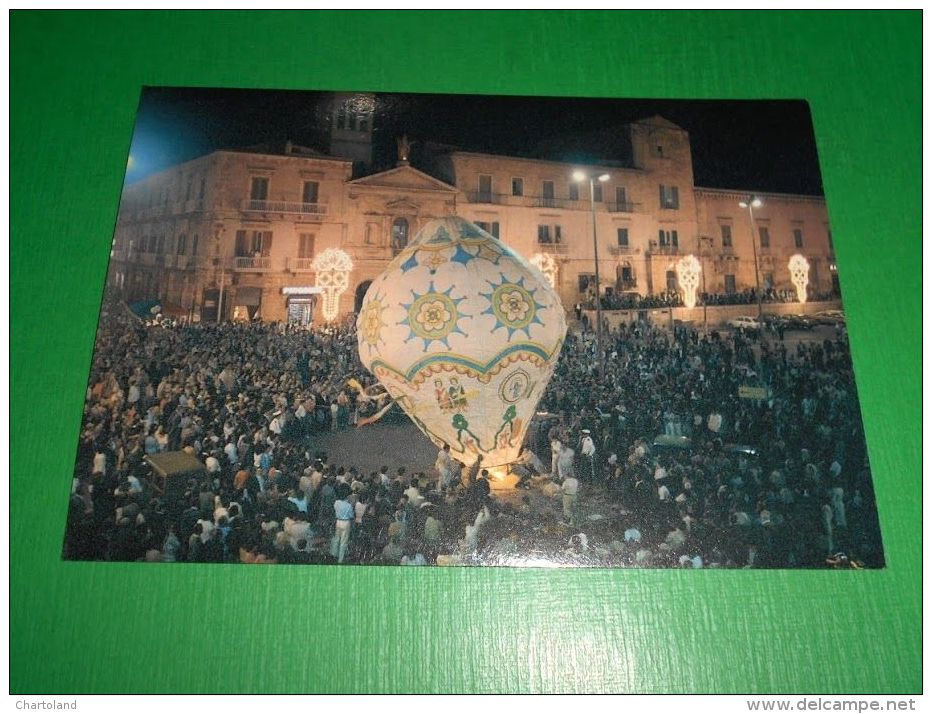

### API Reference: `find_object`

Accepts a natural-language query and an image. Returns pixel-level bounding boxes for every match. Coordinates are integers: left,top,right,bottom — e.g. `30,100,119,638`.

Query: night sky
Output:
127,87,824,196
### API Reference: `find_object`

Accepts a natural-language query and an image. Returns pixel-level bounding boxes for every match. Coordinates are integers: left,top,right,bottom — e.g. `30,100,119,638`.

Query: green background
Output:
10,11,921,693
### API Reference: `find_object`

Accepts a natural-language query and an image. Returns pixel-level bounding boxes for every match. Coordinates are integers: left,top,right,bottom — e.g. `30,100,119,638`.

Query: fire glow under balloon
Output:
357,217,567,470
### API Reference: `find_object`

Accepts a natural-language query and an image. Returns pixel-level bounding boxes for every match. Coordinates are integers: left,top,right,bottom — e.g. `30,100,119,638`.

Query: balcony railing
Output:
232,256,273,271
536,240,569,253
288,257,316,271
650,243,681,255
466,191,503,205
607,201,637,213
241,199,328,216
608,245,636,256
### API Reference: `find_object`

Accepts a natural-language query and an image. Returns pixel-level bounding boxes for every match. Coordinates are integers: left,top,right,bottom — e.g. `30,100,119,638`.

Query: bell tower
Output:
327,92,375,171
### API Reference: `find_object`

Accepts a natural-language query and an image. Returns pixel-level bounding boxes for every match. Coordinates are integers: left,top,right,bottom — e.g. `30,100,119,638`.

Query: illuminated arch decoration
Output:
529,252,558,288
788,254,810,303
313,248,353,322
675,254,702,309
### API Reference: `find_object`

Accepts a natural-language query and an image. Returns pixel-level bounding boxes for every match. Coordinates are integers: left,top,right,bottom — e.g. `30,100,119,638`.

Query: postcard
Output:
63,88,884,569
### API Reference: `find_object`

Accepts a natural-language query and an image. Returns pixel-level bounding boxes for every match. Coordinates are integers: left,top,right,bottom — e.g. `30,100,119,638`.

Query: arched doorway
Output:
355,280,373,313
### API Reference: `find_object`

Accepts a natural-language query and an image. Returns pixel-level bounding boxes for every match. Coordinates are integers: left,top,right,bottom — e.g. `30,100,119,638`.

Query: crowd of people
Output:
582,287,841,311
63,297,883,569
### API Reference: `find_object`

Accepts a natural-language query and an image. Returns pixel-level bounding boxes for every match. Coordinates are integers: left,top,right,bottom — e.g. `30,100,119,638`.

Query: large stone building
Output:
109,101,837,326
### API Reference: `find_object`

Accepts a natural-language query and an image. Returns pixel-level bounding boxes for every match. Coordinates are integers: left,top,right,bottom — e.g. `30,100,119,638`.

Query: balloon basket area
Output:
486,464,521,491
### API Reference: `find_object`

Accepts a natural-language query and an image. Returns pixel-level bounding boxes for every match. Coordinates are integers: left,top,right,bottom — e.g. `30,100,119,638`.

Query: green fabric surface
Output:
10,11,920,694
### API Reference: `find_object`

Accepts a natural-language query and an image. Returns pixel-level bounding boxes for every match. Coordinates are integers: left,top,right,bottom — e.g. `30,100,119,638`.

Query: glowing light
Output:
675,254,702,309
572,170,586,182
312,248,353,322
598,173,610,182
788,254,810,303
529,252,558,289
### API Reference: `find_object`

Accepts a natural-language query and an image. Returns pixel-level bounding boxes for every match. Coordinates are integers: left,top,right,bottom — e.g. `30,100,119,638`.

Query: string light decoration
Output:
675,254,702,309
529,253,558,289
313,248,354,321
788,254,810,303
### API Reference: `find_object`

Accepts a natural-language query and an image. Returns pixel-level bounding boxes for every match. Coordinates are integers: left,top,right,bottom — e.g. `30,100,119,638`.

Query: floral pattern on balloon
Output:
398,281,469,349
480,274,545,339
358,294,387,355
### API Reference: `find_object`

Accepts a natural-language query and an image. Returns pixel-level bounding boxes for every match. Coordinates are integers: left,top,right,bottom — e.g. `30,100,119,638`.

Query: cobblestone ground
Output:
309,420,439,477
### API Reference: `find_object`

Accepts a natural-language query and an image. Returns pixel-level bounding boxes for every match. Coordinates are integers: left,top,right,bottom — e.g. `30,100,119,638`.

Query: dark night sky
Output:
127,87,824,196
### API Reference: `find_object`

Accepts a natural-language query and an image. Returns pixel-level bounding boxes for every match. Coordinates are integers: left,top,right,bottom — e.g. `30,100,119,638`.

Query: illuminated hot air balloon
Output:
357,217,567,476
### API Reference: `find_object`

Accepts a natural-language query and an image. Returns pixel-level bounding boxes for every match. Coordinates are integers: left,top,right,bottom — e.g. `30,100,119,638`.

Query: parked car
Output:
812,309,846,326
727,315,761,331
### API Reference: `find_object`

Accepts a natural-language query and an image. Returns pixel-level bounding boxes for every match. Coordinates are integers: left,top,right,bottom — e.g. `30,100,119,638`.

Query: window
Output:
615,186,628,210
659,184,679,209
666,270,677,292
578,273,595,294
250,177,269,202
191,234,198,256
569,182,579,201
302,181,320,205
724,274,736,294
185,176,193,201
617,228,629,247
658,229,679,248
512,178,524,197
763,273,774,290
477,174,492,202
177,234,187,255
721,224,733,247
298,233,315,259
541,180,554,207
392,218,409,252
537,224,562,244
793,228,803,248
198,177,206,200
759,226,770,248
592,183,603,202
156,235,165,254
475,221,500,238
236,230,273,257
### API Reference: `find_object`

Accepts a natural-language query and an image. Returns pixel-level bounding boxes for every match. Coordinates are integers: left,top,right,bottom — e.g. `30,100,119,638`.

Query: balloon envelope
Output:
357,217,567,469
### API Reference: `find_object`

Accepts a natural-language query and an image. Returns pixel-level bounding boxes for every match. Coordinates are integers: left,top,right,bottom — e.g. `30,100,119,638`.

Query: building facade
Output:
109,114,837,325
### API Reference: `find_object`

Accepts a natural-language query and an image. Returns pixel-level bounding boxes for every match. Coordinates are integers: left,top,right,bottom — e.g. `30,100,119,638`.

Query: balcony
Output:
466,191,504,205
607,201,637,213
140,252,157,266
240,199,328,217
288,257,316,272
649,242,681,256
536,240,569,254
232,256,273,271
608,245,637,256
617,278,638,291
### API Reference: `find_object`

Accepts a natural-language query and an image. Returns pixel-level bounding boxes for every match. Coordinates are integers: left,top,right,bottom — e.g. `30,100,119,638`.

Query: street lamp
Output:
738,196,764,322
573,170,610,374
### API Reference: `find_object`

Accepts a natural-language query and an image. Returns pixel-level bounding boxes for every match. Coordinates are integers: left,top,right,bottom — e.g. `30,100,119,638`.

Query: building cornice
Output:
694,186,826,204
449,151,643,175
